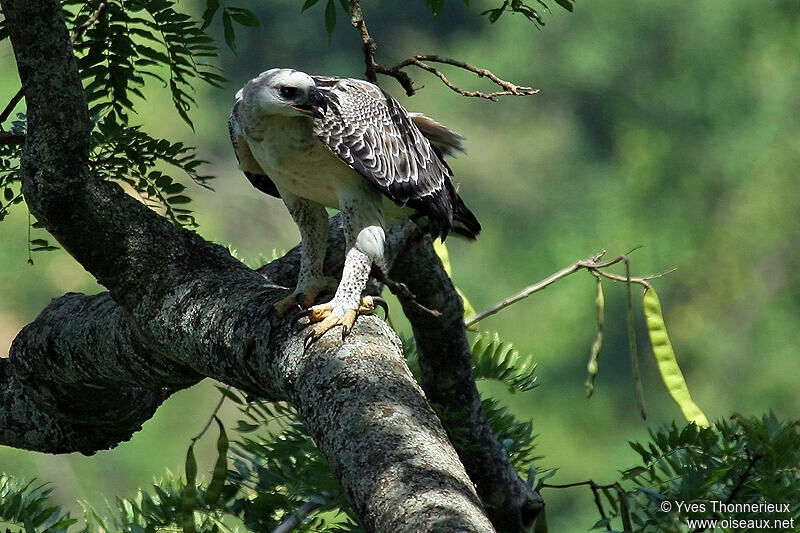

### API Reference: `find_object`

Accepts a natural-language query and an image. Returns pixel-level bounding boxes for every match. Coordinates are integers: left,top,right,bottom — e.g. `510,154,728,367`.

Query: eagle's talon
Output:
273,280,339,319
291,307,314,324
297,296,389,347
367,296,389,319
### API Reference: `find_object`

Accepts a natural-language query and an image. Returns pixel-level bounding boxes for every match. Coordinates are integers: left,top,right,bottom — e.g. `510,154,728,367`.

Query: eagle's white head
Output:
240,68,327,119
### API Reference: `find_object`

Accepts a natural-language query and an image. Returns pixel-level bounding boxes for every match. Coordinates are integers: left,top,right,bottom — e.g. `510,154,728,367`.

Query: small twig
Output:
464,250,674,328
1,2,106,128
190,386,228,444
544,479,627,531
0,91,24,126
270,500,324,533
373,267,442,318
70,2,108,45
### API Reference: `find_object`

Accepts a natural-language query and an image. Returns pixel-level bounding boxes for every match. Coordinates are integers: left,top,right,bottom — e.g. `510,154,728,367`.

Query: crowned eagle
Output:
229,68,480,344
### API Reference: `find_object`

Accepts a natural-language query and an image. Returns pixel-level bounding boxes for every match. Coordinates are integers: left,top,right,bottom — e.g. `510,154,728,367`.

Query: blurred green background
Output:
1,0,799,531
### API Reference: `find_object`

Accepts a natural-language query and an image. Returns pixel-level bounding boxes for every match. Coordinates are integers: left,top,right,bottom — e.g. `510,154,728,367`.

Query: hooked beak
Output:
290,87,328,119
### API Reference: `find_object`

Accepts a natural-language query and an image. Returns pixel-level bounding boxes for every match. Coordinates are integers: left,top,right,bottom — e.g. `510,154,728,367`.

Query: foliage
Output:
559,413,800,532
0,0,259,242
0,474,77,532
298,0,574,41
471,331,538,393
7,413,799,532
481,0,574,26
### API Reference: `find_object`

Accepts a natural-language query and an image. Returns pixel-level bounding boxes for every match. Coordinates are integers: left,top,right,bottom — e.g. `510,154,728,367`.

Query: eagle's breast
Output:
246,115,361,208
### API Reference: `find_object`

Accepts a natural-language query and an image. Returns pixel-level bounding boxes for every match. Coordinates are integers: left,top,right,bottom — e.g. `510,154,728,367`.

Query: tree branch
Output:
386,55,540,100
348,1,537,100
390,235,544,532
465,250,674,328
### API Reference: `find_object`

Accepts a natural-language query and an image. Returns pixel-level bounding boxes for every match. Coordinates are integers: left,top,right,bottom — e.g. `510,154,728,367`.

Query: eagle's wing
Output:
229,92,281,198
311,76,462,238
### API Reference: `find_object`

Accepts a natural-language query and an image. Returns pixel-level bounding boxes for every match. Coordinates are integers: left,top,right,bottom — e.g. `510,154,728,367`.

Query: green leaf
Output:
215,385,245,404
236,420,260,433
324,0,336,39
228,7,260,27
167,195,191,204
643,288,709,427
552,0,573,11
482,7,504,23
221,10,236,51
200,0,220,29
301,0,322,11
472,331,538,392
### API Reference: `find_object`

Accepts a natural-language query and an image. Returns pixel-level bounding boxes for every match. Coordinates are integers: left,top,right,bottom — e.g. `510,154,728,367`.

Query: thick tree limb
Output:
1,0,499,529
391,235,544,532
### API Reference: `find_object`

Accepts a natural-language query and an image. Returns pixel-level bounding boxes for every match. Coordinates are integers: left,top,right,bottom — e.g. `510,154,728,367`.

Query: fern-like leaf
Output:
471,331,538,392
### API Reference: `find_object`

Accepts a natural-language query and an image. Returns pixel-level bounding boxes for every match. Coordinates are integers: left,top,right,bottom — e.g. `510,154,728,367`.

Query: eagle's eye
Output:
279,86,299,99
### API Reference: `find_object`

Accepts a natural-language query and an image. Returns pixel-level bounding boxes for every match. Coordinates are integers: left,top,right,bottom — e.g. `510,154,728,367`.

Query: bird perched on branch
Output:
229,68,480,345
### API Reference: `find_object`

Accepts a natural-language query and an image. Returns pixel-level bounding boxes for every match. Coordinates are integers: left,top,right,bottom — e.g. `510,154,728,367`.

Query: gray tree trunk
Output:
0,0,542,530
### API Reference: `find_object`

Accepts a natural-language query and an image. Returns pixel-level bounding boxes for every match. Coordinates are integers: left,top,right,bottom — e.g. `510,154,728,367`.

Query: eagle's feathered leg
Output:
271,193,337,316
296,188,387,344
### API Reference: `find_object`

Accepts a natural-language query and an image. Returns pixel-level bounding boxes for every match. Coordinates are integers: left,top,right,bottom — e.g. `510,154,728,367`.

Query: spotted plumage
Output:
229,68,480,342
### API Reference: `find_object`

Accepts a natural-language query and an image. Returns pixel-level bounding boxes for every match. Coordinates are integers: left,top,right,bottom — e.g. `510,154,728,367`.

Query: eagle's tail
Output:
409,112,465,158
451,192,481,240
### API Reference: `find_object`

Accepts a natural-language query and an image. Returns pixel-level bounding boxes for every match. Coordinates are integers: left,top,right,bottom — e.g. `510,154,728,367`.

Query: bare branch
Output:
544,479,630,529
70,2,107,45
348,1,537,100
390,55,540,100
464,251,674,328
0,90,24,126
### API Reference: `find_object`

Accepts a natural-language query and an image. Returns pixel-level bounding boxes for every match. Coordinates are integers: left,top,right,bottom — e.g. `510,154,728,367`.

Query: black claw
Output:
304,331,317,350
372,296,389,320
341,324,351,341
291,308,314,329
